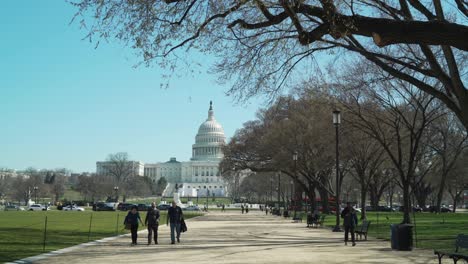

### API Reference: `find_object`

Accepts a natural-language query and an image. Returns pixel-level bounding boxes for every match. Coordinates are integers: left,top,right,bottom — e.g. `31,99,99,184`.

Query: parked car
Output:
94,202,115,211
398,206,423,212
63,205,85,211
426,205,452,213
28,204,49,211
137,204,150,211
117,203,136,211
4,205,24,211
157,204,171,211
183,205,201,211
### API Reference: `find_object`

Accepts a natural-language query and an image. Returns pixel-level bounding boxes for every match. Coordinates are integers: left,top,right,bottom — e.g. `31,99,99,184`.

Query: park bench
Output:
355,220,371,241
434,234,468,264
307,215,326,228
292,213,304,223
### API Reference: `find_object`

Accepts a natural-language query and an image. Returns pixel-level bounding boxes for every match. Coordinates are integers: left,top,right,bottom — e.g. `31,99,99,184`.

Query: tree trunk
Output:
308,186,317,212
414,189,428,210
436,172,448,213
369,188,379,211
402,182,411,224
389,193,393,209
453,199,457,213
360,189,367,220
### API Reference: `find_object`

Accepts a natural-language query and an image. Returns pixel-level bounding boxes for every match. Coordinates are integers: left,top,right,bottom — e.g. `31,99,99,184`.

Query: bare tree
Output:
51,175,66,203
339,63,444,223
346,129,386,219
106,152,133,183
445,151,468,212
72,1,468,130
428,113,468,212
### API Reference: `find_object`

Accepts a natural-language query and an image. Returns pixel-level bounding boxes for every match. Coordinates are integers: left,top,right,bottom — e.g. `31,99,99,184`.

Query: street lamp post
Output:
206,189,210,212
33,186,38,204
277,171,281,215
332,110,342,232
113,186,119,202
290,180,294,217
270,175,273,204
293,151,298,219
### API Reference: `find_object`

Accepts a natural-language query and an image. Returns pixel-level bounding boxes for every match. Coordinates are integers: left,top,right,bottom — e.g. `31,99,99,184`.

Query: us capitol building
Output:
97,101,227,197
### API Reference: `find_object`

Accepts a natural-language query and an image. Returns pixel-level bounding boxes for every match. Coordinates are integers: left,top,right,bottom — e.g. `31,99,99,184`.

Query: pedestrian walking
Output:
145,202,160,245
241,205,244,214
167,201,184,244
265,207,269,215
222,204,225,212
246,205,249,214
124,205,144,246
341,202,358,246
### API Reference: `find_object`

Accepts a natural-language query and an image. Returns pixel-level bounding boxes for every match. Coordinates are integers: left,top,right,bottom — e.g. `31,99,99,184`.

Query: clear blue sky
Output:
0,1,264,172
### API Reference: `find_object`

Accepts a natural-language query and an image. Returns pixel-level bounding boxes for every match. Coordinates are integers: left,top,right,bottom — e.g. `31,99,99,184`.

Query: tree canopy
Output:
73,0,468,129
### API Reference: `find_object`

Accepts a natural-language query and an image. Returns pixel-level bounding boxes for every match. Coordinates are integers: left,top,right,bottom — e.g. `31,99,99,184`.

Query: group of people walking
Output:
124,200,359,247
123,201,184,246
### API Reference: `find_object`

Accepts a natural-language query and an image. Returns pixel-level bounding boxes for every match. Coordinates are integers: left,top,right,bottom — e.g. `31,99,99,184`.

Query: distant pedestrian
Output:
222,204,225,212
145,202,160,245
265,207,269,215
241,205,244,214
341,202,358,246
246,205,249,214
167,201,184,244
124,205,144,246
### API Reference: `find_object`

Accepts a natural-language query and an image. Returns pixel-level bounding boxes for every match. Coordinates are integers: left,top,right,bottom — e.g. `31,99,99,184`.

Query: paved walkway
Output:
31,211,439,264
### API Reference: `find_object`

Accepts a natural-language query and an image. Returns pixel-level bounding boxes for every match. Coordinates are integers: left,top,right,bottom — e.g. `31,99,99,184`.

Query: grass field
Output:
312,211,468,251
0,210,201,263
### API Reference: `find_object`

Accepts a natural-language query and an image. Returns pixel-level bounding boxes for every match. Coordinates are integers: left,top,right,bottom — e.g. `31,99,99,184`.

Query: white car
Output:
63,205,85,212
28,204,49,211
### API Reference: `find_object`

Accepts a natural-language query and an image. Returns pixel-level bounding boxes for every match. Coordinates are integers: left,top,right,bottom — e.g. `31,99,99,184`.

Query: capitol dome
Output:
191,101,226,161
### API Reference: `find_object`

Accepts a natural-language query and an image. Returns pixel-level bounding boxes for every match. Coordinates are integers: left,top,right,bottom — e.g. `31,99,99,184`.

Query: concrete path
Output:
31,211,440,264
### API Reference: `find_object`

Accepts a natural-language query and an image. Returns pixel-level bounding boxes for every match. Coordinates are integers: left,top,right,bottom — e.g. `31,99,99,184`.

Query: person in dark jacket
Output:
124,205,144,246
166,201,183,244
145,202,160,245
341,202,358,246
241,205,244,214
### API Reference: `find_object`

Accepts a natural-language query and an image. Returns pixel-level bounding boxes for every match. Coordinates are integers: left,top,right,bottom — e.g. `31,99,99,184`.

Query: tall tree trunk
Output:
414,186,429,209
369,188,379,211
308,185,317,212
402,182,411,224
436,171,448,213
360,189,367,220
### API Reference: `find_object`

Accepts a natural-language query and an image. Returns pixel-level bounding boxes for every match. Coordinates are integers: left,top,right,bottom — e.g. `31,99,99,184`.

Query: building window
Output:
204,186,206,189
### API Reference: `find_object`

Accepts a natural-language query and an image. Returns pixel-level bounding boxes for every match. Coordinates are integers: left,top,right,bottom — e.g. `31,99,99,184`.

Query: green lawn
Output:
306,211,468,251
0,210,201,263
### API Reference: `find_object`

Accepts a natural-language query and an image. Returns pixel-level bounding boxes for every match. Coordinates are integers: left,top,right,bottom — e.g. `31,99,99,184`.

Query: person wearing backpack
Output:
145,202,160,245
341,202,358,246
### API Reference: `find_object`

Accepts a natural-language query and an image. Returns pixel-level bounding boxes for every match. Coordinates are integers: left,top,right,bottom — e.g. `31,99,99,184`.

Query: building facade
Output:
143,101,228,197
